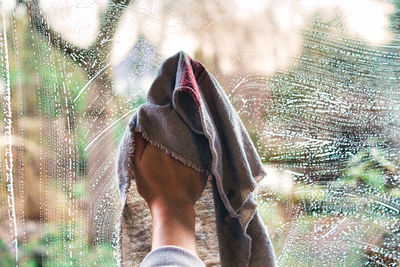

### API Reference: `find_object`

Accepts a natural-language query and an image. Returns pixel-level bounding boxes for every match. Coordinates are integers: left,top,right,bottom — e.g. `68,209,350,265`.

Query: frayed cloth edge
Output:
117,122,212,266
135,126,211,177
116,123,136,267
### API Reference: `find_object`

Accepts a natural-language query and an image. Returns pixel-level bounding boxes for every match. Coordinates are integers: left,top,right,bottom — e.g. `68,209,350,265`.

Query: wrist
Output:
150,199,194,213
150,202,197,255
150,203,195,230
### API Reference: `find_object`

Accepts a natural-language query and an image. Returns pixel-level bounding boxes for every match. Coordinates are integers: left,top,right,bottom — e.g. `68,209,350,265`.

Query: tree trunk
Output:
85,74,120,244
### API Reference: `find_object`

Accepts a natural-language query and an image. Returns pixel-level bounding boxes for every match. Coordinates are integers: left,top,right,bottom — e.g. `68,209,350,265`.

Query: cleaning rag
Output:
117,51,277,267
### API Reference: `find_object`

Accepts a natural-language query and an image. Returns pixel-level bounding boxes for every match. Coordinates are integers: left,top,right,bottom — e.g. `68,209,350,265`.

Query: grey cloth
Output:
117,51,277,267
140,246,206,267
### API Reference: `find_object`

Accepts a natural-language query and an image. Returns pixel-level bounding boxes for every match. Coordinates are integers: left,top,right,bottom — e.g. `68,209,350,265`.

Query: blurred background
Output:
0,0,400,266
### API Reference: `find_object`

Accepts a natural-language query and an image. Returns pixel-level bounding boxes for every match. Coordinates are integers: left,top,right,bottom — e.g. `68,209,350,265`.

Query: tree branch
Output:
90,0,132,63
24,0,90,68
22,0,133,75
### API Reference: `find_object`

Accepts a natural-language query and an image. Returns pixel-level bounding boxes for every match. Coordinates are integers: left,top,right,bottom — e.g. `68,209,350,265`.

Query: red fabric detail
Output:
179,55,205,107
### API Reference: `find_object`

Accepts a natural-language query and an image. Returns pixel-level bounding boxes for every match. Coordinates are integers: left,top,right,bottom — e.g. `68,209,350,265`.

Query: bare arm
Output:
132,133,207,256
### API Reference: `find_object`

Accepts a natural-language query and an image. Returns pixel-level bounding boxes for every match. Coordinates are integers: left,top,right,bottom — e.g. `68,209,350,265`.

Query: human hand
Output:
132,133,207,211
132,133,207,254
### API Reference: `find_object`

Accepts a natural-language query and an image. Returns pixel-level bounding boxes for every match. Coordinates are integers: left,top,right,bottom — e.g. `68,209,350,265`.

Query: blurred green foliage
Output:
0,224,117,267
343,138,398,191
0,239,16,266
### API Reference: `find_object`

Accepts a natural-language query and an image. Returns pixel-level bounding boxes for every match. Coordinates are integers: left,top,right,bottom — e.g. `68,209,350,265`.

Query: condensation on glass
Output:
0,0,399,266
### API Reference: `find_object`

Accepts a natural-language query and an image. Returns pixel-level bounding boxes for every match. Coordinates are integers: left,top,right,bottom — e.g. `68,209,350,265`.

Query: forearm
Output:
150,203,197,256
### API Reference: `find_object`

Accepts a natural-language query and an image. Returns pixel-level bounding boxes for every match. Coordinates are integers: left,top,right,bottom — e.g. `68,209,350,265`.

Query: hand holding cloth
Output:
117,51,277,267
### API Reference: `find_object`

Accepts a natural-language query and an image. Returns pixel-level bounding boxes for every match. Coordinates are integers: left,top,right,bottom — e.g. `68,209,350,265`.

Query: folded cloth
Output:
140,246,206,267
117,51,277,267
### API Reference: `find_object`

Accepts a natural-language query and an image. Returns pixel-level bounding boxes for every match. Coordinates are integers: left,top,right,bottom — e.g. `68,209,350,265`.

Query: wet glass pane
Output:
0,0,399,265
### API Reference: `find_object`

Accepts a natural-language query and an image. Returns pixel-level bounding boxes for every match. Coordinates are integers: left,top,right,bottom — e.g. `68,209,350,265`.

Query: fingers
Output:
133,133,147,162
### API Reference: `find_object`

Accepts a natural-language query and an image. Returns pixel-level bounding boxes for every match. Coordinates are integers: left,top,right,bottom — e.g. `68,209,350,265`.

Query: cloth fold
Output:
117,51,277,267
140,246,206,267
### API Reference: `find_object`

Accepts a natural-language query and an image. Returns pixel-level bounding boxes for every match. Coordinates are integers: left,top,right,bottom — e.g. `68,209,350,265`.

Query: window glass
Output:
0,0,399,265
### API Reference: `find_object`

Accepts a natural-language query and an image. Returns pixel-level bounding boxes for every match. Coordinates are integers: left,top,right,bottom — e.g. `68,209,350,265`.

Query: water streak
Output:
2,10,18,264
